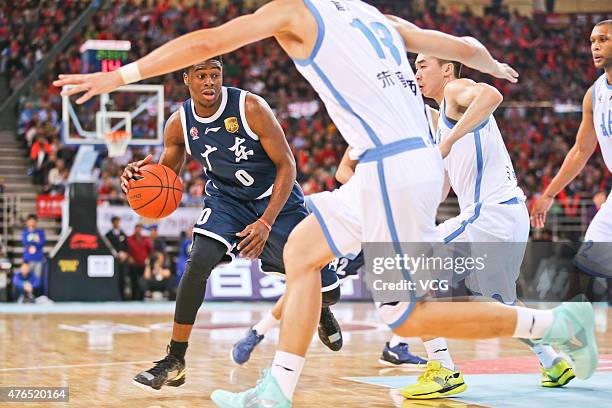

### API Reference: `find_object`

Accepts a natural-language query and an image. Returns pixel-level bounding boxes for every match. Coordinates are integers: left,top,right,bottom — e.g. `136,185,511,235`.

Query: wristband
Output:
118,62,142,84
257,218,272,232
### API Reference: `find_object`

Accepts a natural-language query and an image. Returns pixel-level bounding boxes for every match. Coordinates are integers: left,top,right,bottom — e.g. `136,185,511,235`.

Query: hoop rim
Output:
104,129,131,142
104,129,132,157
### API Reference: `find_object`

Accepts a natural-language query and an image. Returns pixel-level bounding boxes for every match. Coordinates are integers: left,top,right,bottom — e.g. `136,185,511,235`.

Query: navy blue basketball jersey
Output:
179,87,277,200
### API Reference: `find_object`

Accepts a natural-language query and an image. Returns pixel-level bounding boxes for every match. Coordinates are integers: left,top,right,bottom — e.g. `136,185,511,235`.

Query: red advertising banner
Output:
36,195,64,218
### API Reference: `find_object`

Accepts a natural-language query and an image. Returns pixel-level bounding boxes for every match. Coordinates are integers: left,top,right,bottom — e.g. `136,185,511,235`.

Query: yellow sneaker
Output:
400,361,467,400
541,358,575,388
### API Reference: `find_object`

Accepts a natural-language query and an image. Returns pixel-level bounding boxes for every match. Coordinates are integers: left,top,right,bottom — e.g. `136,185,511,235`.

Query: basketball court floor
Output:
1,302,611,407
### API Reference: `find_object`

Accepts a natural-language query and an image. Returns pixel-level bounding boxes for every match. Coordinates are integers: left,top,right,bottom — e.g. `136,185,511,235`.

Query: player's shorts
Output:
306,138,444,329
329,252,364,281
436,197,529,304
575,192,612,278
193,183,339,291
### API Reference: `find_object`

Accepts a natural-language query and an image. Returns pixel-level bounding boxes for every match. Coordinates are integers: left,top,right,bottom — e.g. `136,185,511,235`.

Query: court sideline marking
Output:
0,351,382,372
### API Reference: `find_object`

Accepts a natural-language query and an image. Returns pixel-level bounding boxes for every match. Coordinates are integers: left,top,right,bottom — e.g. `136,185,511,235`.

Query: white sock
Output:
529,344,561,369
513,307,554,339
253,312,278,336
270,351,305,400
423,337,454,371
389,334,407,348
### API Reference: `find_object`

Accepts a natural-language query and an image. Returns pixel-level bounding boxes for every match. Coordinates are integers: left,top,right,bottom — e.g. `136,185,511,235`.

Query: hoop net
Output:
104,130,131,157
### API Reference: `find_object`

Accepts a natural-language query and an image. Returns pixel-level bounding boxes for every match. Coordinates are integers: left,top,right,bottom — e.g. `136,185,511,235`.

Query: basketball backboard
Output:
61,84,164,155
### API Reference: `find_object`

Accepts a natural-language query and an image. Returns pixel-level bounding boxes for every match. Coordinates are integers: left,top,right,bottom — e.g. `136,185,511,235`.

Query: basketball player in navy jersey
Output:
125,57,343,391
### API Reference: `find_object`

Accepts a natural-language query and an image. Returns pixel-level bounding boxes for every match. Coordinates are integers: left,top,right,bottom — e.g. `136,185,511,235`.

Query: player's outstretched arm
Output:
53,0,297,104
439,79,503,158
236,94,296,259
335,147,357,185
120,111,185,194
386,15,518,83
531,87,598,228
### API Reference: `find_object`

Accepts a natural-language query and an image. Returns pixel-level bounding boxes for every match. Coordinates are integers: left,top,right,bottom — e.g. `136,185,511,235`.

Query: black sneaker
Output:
132,353,186,392
318,307,343,351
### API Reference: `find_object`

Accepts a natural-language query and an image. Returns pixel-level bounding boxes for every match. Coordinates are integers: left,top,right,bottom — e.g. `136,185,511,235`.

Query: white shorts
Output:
575,193,612,277
437,199,530,243
306,145,443,257
306,139,444,329
437,198,529,304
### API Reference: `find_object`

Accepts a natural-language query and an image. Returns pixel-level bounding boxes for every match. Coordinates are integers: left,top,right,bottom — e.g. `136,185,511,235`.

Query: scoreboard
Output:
80,40,131,73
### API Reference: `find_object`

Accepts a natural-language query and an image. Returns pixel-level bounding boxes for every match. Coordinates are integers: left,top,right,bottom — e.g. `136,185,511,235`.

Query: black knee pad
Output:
174,234,228,325
321,286,340,308
186,234,229,279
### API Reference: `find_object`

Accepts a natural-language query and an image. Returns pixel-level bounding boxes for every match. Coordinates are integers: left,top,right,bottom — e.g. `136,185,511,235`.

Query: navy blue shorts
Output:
193,184,339,290
329,252,364,281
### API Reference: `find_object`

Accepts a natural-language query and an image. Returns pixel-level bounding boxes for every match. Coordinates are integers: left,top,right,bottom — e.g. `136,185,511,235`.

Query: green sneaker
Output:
541,357,575,387
211,370,291,408
537,302,598,380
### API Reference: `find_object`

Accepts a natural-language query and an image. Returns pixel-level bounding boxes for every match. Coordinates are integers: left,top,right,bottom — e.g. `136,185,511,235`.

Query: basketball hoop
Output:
104,130,131,157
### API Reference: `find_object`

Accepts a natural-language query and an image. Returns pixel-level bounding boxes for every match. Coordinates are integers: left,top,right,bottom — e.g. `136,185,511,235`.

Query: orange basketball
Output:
126,164,183,219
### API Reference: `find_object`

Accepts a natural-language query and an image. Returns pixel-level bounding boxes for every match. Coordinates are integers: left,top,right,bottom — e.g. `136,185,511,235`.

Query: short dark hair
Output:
438,59,462,78
595,20,612,28
184,56,223,73
26,214,37,221
111,216,120,222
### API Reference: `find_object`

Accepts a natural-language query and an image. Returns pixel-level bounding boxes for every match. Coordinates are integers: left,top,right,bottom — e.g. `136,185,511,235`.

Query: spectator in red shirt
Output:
314,142,339,167
127,223,153,300
30,136,52,185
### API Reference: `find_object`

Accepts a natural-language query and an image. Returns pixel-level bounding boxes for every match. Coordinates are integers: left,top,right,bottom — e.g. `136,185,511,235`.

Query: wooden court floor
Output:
1,302,611,407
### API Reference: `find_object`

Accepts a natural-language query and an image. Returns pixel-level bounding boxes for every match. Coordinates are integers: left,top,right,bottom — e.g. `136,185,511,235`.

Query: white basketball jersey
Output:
437,99,524,211
293,0,433,156
592,74,612,172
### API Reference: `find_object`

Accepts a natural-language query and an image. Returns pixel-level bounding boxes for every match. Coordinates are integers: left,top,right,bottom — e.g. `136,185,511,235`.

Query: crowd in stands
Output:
5,212,188,302
105,216,188,300
4,1,609,213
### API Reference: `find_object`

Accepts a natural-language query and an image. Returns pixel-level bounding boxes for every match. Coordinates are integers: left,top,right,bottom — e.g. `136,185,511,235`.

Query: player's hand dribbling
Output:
236,221,270,260
530,195,554,229
120,154,154,194
53,70,123,105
